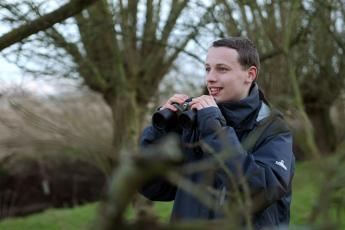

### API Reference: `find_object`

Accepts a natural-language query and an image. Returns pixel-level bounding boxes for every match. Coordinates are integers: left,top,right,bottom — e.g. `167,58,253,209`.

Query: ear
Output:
246,66,257,83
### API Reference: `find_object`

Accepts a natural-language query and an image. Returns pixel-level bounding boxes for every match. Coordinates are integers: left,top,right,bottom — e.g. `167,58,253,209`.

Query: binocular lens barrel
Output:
152,108,196,130
178,110,196,129
152,99,196,130
152,108,176,130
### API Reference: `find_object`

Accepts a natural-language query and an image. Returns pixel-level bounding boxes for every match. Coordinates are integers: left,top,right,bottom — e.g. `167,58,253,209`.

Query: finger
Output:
190,99,202,110
174,94,189,99
164,104,178,111
204,96,213,107
173,94,189,103
169,96,188,105
190,103,200,110
189,101,199,109
191,96,216,108
199,100,208,108
189,99,197,106
190,97,201,105
203,95,217,107
195,96,208,107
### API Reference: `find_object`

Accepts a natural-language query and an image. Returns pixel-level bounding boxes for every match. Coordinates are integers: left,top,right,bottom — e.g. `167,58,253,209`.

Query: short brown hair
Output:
212,37,260,77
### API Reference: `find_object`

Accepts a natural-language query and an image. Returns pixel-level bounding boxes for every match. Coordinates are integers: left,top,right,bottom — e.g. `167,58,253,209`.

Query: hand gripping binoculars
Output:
152,98,196,130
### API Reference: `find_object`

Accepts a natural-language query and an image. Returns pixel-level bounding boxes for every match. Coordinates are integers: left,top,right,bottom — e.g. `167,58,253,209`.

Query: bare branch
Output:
46,27,108,92
94,136,183,229
0,0,100,51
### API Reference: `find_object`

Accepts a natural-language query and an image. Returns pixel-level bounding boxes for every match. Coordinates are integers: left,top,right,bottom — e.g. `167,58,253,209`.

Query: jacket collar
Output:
217,83,262,131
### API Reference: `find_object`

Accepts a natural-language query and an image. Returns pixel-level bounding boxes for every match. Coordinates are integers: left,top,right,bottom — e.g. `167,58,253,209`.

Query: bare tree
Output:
213,0,345,155
295,1,345,154
0,0,211,160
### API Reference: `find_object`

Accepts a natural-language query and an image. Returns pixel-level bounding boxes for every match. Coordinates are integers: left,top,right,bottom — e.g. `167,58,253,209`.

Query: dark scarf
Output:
217,84,262,135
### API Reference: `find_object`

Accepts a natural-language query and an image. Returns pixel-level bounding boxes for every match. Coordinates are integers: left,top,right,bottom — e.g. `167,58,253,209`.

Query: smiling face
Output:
205,47,257,103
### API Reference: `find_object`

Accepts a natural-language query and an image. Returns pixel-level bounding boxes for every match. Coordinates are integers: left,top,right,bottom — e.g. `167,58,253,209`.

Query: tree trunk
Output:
105,90,157,222
305,105,337,155
106,90,141,162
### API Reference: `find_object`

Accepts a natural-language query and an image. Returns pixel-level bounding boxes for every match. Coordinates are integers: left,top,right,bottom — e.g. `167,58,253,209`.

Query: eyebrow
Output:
214,63,231,68
205,63,229,66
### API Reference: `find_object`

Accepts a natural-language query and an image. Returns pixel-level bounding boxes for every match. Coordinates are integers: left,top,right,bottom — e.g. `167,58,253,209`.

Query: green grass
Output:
0,201,173,230
125,201,173,222
0,162,344,229
290,161,317,225
291,161,345,229
0,203,99,230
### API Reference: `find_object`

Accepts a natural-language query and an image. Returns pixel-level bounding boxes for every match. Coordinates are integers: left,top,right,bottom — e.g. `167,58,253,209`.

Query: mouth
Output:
208,87,223,96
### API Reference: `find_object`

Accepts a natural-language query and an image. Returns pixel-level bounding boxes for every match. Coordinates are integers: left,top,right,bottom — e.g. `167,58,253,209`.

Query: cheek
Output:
223,77,237,88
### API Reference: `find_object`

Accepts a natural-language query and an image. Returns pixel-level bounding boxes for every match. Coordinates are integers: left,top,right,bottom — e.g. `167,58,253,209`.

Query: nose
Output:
205,69,217,83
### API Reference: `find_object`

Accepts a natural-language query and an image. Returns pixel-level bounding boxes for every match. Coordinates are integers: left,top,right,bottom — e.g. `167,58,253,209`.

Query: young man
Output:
140,37,295,229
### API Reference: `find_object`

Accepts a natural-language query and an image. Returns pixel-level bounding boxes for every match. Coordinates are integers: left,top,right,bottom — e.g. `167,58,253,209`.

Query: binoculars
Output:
152,98,196,130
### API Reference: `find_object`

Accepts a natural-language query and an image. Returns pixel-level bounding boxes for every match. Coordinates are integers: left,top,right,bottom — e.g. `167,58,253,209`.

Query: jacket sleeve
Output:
196,107,295,212
138,125,178,201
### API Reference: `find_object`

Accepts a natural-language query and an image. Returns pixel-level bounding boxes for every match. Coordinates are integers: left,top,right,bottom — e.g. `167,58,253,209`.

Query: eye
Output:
217,66,228,73
205,66,210,73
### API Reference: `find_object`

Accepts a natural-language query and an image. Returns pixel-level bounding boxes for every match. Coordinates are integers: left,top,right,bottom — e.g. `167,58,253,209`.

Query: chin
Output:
213,97,222,103
215,96,236,103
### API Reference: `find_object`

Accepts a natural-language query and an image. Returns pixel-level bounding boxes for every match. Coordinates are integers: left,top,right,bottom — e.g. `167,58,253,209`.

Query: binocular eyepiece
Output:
152,98,196,130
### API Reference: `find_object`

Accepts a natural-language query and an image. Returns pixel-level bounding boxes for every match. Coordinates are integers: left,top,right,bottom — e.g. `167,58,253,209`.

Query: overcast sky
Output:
0,55,81,97
0,0,211,97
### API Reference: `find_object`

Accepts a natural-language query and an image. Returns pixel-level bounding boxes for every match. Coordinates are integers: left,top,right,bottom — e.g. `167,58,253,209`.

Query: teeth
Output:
210,87,221,93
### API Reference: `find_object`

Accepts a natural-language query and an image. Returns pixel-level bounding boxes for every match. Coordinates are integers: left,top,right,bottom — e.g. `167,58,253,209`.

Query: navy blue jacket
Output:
140,85,295,229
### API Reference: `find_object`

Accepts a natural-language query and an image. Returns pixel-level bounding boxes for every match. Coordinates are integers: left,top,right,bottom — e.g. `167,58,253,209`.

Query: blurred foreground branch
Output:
93,135,252,230
93,135,184,230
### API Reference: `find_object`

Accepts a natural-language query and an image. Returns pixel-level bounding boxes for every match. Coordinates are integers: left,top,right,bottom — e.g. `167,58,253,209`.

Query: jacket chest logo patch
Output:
274,160,287,171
